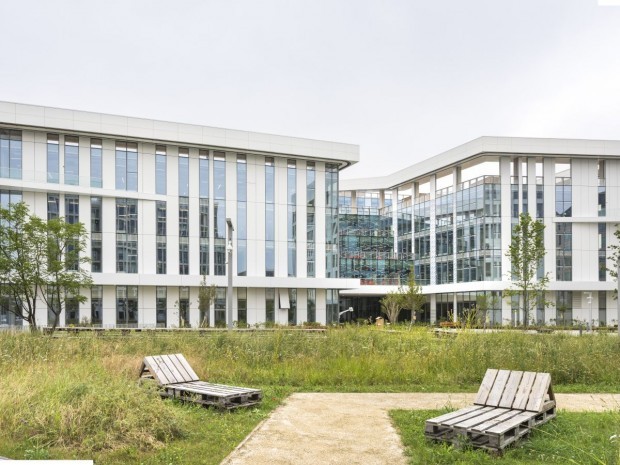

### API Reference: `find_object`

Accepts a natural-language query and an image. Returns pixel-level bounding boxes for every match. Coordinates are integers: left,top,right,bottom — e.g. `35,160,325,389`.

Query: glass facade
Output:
556,223,572,281
156,286,167,327
214,287,226,326
0,129,21,179
213,152,226,276
413,192,431,284
115,141,138,191
265,157,275,277
307,289,316,323
65,195,79,271
90,139,102,188
237,155,247,276
116,198,138,273
178,147,189,196
91,285,102,325
179,286,190,327
64,136,79,185
47,193,59,220
237,287,247,325
91,197,102,272
556,290,573,325
326,289,339,324
288,288,297,324
265,288,275,323
155,145,166,195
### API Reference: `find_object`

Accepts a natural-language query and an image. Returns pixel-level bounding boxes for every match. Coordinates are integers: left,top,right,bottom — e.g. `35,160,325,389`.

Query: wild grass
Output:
0,326,618,463
391,409,620,465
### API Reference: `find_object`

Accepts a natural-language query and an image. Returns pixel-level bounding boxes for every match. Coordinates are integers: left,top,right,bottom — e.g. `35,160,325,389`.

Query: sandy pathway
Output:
221,393,620,465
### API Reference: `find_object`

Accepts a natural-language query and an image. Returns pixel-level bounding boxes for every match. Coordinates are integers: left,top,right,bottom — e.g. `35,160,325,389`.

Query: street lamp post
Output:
584,291,592,332
226,218,234,331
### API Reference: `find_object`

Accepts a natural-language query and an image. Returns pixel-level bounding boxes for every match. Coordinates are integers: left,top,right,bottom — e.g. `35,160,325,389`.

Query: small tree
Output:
401,273,426,326
474,293,498,329
381,291,404,324
198,275,217,327
503,213,551,328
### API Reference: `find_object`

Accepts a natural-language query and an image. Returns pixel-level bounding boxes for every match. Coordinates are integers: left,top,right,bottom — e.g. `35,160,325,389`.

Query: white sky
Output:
1,0,619,179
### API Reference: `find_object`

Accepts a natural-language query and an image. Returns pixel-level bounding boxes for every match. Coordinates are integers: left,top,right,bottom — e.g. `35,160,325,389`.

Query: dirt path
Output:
221,393,620,465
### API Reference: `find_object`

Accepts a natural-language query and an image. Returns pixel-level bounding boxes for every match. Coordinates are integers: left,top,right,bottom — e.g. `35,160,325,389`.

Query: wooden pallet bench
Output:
139,354,262,410
425,369,556,452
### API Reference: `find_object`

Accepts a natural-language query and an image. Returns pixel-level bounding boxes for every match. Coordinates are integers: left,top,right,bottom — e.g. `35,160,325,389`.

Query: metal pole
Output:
226,218,234,331
618,264,620,336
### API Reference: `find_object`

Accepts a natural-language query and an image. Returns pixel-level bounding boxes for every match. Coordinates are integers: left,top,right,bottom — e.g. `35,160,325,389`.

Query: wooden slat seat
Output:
139,353,262,409
425,369,556,452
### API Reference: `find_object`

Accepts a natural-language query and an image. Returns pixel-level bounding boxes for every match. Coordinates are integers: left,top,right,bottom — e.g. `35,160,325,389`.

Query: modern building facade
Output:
340,137,620,327
0,101,360,328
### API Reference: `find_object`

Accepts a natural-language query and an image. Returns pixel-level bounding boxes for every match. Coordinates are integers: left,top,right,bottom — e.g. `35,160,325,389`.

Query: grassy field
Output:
0,326,619,463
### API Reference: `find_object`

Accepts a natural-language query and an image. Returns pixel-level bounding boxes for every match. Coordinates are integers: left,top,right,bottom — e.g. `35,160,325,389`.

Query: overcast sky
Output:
1,0,619,179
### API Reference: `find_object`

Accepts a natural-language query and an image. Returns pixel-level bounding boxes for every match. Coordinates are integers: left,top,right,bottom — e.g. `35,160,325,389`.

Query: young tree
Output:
198,275,217,327
400,273,426,326
0,202,92,332
41,218,93,330
381,291,404,324
503,212,551,328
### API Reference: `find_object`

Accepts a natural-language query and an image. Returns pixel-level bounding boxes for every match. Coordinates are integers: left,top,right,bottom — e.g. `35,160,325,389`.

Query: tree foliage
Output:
503,212,551,327
380,291,403,324
400,273,426,323
0,202,92,332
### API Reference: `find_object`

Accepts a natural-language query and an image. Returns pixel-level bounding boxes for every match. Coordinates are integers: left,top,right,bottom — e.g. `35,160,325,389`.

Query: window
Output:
91,286,102,326
237,154,247,276
214,287,226,326
155,145,166,195
64,136,79,185
47,134,59,183
214,152,226,276
326,289,339,324
90,139,103,188
199,150,210,275
598,160,606,217
265,157,275,277
178,147,189,196
179,286,190,327
265,288,275,323
325,164,339,278
556,290,572,326
599,223,606,282
307,289,316,323
179,197,189,275
156,201,166,274
599,291,606,326
116,198,138,273
65,292,80,325
65,195,80,271
116,285,138,327
115,141,138,191
287,160,297,277
307,162,315,277
556,223,572,281
47,194,59,220
0,129,22,179
91,197,102,272
288,288,297,325
156,286,167,327
237,288,247,325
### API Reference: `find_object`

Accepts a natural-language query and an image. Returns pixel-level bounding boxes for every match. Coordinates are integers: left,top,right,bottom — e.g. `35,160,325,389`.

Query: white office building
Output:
0,101,360,328
340,137,620,327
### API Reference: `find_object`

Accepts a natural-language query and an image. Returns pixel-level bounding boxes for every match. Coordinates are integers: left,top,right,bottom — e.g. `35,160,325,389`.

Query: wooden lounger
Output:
139,354,262,409
425,369,556,452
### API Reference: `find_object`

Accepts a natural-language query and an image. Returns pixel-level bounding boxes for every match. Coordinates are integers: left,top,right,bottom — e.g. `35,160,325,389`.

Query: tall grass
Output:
0,327,619,457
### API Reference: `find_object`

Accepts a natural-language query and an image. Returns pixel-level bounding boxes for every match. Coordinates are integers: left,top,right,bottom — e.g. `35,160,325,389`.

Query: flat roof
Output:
0,101,359,167
341,136,620,191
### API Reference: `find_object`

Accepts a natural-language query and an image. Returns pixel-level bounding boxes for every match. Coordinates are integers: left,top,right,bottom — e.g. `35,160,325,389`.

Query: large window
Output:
47,193,59,220
116,198,138,273
116,285,138,327
199,150,209,275
91,286,102,326
65,195,79,271
288,288,297,325
0,129,22,179
237,155,247,276
156,201,166,274
307,289,316,323
325,164,339,277
555,160,571,217
214,152,226,276
265,158,275,277
556,223,572,281
115,141,138,191
64,136,79,185
156,286,167,327
556,291,572,326
265,288,275,323
47,134,59,183
179,286,190,327
178,147,189,196
287,160,297,277
179,197,189,275
599,223,606,282
306,162,315,277
326,289,339,324
155,145,166,195
90,139,102,188
237,288,247,325
214,287,226,326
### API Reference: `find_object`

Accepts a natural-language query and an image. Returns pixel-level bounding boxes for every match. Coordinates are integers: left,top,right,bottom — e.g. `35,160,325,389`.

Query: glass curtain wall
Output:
116,198,138,273
306,162,316,277
214,152,226,276
325,164,339,278
115,142,138,191
237,155,247,276
287,160,297,277
199,150,209,275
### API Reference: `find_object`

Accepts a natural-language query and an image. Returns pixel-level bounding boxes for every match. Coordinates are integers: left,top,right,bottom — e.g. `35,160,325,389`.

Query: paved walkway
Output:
221,393,620,465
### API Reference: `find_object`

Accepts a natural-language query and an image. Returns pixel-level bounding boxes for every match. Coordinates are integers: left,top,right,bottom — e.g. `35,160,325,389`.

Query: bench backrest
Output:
474,369,554,412
139,354,200,386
